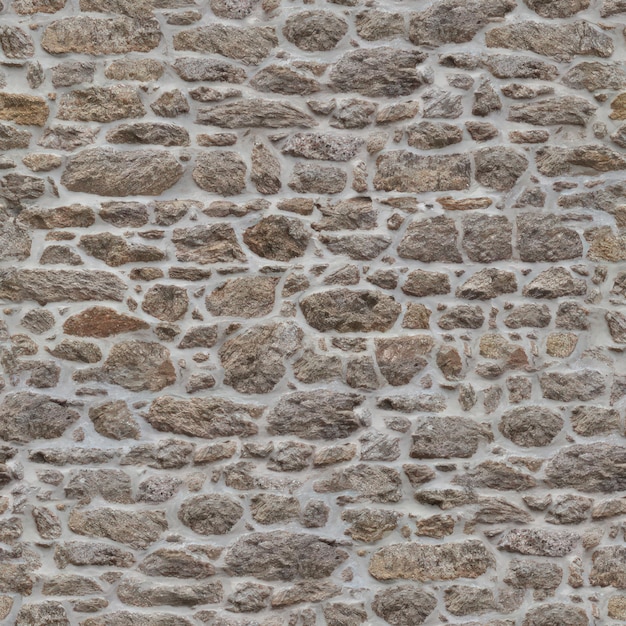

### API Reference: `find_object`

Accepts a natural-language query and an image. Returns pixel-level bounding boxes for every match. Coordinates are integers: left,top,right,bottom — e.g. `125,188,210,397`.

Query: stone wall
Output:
0,0,626,624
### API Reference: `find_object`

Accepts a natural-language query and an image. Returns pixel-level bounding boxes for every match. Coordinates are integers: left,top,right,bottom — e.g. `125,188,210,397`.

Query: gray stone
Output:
356,10,404,40
570,405,621,436
523,267,586,298
456,268,517,299
173,58,246,83
482,54,559,80
51,61,95,87
15,602,69,626
89,401,140,440
372,586,437,625
508,96,596,126
452,461,536,491
525,0,589,17
563,62,626,91
545,443,626,492
139,549,215,579
58,86,144,122
179,495,243,535
398,216,461,262
81,612,193,626
540,370,605,401
330,48,428,97
197,99,315,128
300,289,400,332
193,151,246,196
62,148,182,196
206,276,277,318
369,540,495,581
590,546,626,587
106,123,189,147
522,604,587,626
375,336,432,385
504,559,563,591
267,390,363,440
462,214,512,262
410,416,492,459
499,407,563,447
486,21,614,62
38,125,99,151
251,140,281,194
320,234,391,260
117,577,222,607
438,305,485,329
422,87,463,118
536,145,626,176
409,0,516,46
288,163,346,194
313,197,376,231
219,322,303,394
105,58,165,81
0,25,35,58
174,25,277,64
314,463,402,503
498,528,579,556
65,469,132,504
283,11,348,51
145,396,260,439
250,494,300,525
474,147,528,191
243,216,310,261
282,133,362,161
406,121,463,150
225,532,348,581
517,214,582,262
173,225,246,264
79,233,164,267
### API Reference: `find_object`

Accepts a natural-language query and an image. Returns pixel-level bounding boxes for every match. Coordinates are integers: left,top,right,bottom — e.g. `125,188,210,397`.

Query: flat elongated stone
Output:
58,86,144,122
0,93,48,126
82,613,193,626
369,540,495,581
0,269,126,304
486,21,614,62
197,99,316,128
374,151,471,192
398,216,462,262
330,48,428,97
63,306,148,337
509,96,596,126
145,396,260,439
563,62,626,91
117,577,222,607
172,225,246,264
540,370,605,401
300,289,401,332
282,133,363,161
498,528,579,556
314,463,402,502
410,416,492,459
500,407,563,447
225,532,348,580
173,57,246,83
106,123,189,146
41,16,161,55
62,148,183,196
251,65,321,95
536,145,626,176
409,0,516,46
173,25,277,65
267,391,363,439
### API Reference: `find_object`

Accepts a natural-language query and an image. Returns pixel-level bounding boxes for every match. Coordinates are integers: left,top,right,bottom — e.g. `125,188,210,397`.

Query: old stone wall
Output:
0,0,626,624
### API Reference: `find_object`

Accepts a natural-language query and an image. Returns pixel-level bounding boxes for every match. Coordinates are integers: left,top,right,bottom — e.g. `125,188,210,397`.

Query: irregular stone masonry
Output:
1,0,626,624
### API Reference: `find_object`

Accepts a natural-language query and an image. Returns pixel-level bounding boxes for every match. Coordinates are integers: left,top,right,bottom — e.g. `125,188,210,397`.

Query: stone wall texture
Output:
2,0,626,624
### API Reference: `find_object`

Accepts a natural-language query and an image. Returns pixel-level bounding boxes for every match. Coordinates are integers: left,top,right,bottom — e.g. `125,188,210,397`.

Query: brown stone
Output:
244,216,310,262
63,306,148,337
0,93,49,126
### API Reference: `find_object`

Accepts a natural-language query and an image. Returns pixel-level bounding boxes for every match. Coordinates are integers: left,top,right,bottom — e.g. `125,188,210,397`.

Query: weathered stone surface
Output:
197,99,315,128
15,602,70,626
89,401,140,440
409,0,516,46
173,225,246,264
369,540,495,581
590,546,626,587
139,549,214,579
62,148,182,196
0,93,49,126
252,64,320,96
243,216,310,262
300,289,400,332
63,306,147,337
375,151,471,192
570,405,621,436
81,613,193,626
268,391,362,440
283,11,347,51
453,461,536,491
38,125,99,151
522,604,588,626
486,21,614,62
106,123,189,147
456,268,517,300
330,48,428,97
289,163,347,194
523,267,586,298
540,370,605,401
406,121,463,150
58,86,144,123
410,416,492,459
179,495,243,535
0,392,79,443
219,322,303,394
315,463,402,502
0,25,35,58
535,145,626,176
504,559,563,591
206,276,277,318
563,62,626,91
517,214,582,262
145,396,259,439
68,508,167,549
0,123,31,150
375,336,431,385
500,407,563,447
105,59,164,81
509,96,596,126
117,577,223,607
483,54,559,80
193,151,246,196
398,216,461,262
372,586,437,625
498,528,579,556
462,214,512,262
14,0,66,13
356,10,404,40
282,133,362,161
174,25,277,65
79,233,164,267
474,147,528,191
225,532,348,580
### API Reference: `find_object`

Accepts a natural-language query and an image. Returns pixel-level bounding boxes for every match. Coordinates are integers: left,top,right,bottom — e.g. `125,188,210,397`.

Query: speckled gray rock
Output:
283,11,348,51
498,528,579,556
179,495,243,535
500,407,563,447
372,586,437,625
197,99,316,128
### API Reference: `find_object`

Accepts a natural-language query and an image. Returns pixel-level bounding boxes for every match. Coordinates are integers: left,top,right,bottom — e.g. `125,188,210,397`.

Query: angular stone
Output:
498,528,579,556
179,495,243,535
536,144,626,176
225,531,348,581
523,267,586,299
398,216,461,262
456,268,517,300
283,11,348,51
219,322,303,394
453,461,536,491
342,508,400,542
570,405,620,436
58,85,145,123
79,233,164,267
175,59,245,86
406,121,463,150
282,133,362,161
438,305,485,330
563,62,626,91
517,214,582,262
268,390,363,440
251,140,280,194
540,370,604,401
331,99,377,129
500,407,563,447
48,339,101,363
375,336,431,386
14,0,66,13
120,439,193,470
0,123,30,150
89,401,140,440
462,215,512,263
172,225,245,264
51,61,95,88
0,392,79,443
210,0,258,18
37,125,99,151
410,416,492,459
474,147,528,191
139,549,214,579
140,284,188,322
509,96,596,126
174,25,277,65
372,586,436,626
106,122,189,147
472,77,501,116
193,151,246,196
375,151,470,193
62,148,182,196
105,58,164,81
0,93,49,126
65,469,132,504
330,48,428,97
32,506,62,539
99,341,175,392
63,307,147,338
504,559,563,592
243,216,310,262
205,276,277,318
300,289,400,332
590,546,626,587
409,0,516,46
68,508,167,549
482,54,559,80
151,90,190,118
320,234,391,260
356,10,404,40
226,582,272,613
314,463,402,503
117,577,222,607
288,163,346,194
15,602,69,626
525,0,589,17
145,396,259,439
422,87,463,118
486,21,614,62
546,443,626,492
369,540,495,581
523,605,587,626
0,25,34,58
402,270,450,297
197,98,315,128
